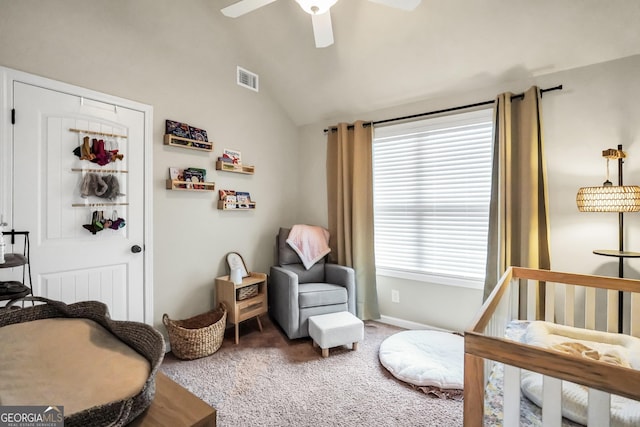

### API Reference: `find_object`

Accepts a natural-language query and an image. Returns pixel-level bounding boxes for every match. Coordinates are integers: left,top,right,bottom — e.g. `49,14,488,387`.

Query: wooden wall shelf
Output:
215,161,255,174
166,179,215,191
217,200,256,210
164,134,213,152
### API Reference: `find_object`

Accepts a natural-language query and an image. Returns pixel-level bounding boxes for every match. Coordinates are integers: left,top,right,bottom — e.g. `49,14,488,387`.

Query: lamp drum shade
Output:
576,185,640,212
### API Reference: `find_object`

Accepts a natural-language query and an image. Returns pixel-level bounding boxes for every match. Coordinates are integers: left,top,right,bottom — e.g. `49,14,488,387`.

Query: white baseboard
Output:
377,315,452,333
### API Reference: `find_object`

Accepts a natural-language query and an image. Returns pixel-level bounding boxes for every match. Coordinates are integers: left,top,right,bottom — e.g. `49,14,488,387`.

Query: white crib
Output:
464,267,640,426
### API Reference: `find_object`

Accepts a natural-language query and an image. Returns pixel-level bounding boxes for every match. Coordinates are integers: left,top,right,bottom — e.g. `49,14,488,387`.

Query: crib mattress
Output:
483,321,583,427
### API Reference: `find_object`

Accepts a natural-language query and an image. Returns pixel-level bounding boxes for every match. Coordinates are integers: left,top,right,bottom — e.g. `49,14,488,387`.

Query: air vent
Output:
237,66,259,92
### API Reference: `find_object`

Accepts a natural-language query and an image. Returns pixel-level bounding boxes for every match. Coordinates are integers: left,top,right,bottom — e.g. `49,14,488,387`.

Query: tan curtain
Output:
326,121,380,320
483,86,551,316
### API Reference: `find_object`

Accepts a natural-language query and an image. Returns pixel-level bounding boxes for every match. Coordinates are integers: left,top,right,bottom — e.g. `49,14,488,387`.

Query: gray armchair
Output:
269,227,356,339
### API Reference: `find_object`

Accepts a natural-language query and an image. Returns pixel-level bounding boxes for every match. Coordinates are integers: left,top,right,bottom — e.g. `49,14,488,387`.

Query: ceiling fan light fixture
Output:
295,0,338,15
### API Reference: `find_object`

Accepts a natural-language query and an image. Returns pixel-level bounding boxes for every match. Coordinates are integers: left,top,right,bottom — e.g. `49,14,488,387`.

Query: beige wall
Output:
0,0,300,331
298,54,640,331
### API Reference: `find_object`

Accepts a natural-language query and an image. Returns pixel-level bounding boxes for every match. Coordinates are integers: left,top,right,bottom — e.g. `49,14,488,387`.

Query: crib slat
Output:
564,284,575,326
544,281,555,322
503,365,521,427
631,292,640,338
542,376,562,427
585,287,596,330
527,279,537,320
587,388,610,427
607,289,619,333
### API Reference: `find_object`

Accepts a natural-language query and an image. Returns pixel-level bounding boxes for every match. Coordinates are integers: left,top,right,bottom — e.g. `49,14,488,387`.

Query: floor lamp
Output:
576,145,640,333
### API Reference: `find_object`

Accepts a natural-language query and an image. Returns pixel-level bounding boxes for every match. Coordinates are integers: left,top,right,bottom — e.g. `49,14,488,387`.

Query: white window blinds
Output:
372,108,493,289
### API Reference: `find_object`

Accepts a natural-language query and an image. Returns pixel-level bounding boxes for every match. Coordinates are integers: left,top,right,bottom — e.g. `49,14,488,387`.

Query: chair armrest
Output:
269,266,300,335
325,264,356,316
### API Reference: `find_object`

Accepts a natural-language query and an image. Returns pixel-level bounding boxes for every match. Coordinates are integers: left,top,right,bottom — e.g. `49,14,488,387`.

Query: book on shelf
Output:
189,126,208,142
165,120,191,139
222,148,242,165
183,167,207,189
165,120,209,143
168,167,186,188
236,191,251,208
219,189,235,200
224,195,237,209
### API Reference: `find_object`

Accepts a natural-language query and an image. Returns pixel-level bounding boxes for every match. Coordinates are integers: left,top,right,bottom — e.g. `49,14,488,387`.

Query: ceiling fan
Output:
221,0,421,48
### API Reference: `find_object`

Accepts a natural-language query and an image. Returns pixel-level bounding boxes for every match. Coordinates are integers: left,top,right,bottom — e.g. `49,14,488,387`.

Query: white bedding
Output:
521,321,640,426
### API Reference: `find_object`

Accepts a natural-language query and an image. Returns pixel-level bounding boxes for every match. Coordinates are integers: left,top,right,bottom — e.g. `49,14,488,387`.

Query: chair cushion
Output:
278,227,326,267
298,283,348,309
283,263,325,283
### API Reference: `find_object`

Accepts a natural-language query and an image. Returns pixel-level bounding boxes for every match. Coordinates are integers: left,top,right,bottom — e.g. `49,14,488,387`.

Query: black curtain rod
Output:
323,84,563,133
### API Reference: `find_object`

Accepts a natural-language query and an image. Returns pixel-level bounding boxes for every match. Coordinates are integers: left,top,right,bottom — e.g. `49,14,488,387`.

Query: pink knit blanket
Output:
286,225,331,270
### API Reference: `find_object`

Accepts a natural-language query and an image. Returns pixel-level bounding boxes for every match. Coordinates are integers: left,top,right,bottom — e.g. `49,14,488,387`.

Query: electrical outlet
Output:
391,289,400,303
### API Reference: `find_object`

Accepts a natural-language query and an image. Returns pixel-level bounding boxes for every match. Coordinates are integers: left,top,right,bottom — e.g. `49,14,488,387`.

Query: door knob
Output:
131,245,142,253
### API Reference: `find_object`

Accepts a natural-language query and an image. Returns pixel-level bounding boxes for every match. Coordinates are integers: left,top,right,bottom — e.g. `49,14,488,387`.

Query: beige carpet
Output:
161,316,463,427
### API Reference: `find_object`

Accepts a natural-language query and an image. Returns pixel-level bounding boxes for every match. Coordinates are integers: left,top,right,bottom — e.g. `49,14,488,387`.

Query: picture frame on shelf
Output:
226,252,249,278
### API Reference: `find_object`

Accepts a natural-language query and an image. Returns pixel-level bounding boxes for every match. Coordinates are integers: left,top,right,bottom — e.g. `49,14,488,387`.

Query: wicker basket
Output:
237,283,259,301
162,304,227,360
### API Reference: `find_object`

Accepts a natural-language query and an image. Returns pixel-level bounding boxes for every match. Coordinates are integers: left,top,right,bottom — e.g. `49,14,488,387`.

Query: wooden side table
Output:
215,272,268,344
129,372,216,426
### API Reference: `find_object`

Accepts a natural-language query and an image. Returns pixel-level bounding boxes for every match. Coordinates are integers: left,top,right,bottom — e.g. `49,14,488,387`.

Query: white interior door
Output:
11,81,146,321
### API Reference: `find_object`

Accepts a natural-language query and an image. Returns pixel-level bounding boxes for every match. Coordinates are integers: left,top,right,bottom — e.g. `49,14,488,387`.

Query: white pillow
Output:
379,330,463,389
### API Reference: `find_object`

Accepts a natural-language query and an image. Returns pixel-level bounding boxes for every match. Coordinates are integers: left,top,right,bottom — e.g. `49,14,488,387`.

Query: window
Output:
372,108,493,289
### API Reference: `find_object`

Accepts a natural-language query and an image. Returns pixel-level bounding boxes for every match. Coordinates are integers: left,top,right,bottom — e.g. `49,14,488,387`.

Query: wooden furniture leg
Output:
256,315,263,332
322,348,329,358
235,324,239,345
353,342,359,351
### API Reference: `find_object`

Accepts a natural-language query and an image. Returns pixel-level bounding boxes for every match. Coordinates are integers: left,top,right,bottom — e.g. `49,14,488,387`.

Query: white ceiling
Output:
218,0,640,126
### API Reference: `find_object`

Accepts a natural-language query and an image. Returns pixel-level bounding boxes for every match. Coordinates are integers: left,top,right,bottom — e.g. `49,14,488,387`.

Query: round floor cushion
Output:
379,330,464,391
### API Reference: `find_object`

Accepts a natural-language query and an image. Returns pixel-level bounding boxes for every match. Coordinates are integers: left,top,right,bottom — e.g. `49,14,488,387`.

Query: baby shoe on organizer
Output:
82,211,103,234
80,136,96,161
110,150,124,162
80,173,109,198
91,139,110,166
82,224,98,234
94,210,105,230
110,217,126,230
99,175,124,200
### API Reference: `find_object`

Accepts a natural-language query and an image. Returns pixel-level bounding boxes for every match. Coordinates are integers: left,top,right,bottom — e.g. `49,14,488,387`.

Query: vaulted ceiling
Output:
217,0,640,126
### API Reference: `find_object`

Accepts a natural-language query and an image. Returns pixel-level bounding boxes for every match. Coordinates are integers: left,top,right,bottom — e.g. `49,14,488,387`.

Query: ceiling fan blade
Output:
311,11,334,48
367,0,421,11
221,0,278,18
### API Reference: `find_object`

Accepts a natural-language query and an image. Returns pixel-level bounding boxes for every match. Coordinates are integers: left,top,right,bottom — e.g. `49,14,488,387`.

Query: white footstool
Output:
308,311,364,358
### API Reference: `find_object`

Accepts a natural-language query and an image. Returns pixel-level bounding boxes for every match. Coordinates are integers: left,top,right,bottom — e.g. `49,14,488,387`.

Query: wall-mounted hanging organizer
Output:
70,127,128,235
